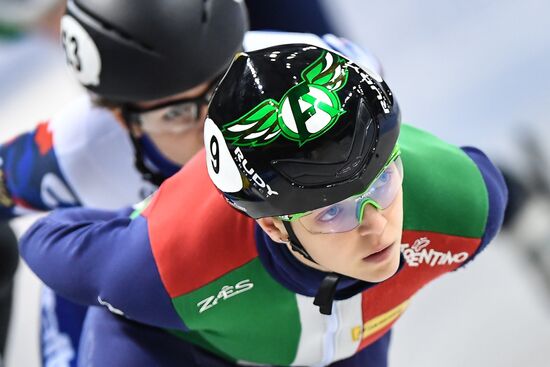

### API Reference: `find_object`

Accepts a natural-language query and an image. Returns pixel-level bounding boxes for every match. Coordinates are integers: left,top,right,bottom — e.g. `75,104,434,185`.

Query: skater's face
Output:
258,188,404,283
125,78,220,165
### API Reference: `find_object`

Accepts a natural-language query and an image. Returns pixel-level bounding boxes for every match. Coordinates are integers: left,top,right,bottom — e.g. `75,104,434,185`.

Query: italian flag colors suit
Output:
139,124,505,366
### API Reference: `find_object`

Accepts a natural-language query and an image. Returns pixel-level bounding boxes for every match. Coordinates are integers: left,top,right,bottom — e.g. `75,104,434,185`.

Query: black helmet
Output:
60,0,248,103
205,44,400,219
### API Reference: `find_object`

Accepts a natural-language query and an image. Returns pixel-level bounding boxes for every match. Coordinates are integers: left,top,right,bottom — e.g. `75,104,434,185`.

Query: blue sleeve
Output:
20,207,186,330
462,147,508,259
0,122,80,219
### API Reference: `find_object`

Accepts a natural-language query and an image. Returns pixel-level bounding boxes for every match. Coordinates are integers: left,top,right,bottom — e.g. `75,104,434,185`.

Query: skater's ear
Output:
256,217,289,244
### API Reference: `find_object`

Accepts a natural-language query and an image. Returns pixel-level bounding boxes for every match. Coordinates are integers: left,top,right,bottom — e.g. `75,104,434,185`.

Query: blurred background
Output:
1,0,549,366
327,2,550,366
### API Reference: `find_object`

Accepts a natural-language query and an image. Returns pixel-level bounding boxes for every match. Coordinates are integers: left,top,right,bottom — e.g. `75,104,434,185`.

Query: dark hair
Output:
90,94,124,110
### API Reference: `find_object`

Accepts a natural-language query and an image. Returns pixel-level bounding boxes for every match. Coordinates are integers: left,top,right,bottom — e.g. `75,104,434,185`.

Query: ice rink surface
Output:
2,0,550,365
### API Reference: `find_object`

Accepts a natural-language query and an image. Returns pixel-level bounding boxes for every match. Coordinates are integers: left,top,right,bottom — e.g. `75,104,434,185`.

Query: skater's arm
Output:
461,147,508,261
0,121,80,219
20,206,185,330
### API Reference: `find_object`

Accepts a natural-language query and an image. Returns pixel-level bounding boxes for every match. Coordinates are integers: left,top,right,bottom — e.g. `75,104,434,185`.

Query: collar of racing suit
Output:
254,224,405,302
138,134,181,180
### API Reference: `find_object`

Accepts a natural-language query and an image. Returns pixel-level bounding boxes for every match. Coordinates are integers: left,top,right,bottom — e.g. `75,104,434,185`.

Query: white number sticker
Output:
204,118,243,193
61,15,102,86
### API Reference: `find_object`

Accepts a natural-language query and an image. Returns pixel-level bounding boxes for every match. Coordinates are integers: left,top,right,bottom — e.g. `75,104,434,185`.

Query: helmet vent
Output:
272,100,378,187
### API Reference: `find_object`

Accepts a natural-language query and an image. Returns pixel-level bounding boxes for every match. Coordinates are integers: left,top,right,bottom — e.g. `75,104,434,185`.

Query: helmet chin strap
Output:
121,108,167,187
128,132,167,187
282,221,341,315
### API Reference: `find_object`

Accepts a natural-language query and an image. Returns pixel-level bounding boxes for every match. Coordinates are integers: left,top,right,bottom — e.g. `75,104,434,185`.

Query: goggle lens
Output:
126,77,220,134
298,157,403,234
139,102,200,134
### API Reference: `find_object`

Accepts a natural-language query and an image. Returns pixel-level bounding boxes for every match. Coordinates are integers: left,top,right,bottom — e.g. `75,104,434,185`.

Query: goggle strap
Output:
313,273,340,315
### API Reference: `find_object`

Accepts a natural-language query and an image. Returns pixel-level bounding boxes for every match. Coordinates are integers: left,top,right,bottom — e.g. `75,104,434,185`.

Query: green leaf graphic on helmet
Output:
222,99,282,147
222,51,348,147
